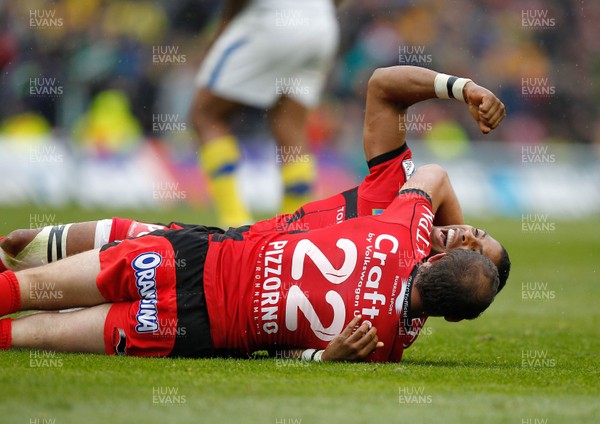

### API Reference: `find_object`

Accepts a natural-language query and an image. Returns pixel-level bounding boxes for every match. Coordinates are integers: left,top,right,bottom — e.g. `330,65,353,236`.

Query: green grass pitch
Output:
0,205,598,423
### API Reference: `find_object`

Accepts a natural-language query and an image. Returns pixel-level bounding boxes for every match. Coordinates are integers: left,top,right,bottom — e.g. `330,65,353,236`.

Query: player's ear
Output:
426,253,447,264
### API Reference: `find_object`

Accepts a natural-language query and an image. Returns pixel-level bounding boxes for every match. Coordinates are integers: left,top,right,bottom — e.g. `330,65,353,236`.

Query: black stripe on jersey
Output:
284,208,306,226
210,225,250,242
341,187,358,220
398,188,432,205
366,143,409,169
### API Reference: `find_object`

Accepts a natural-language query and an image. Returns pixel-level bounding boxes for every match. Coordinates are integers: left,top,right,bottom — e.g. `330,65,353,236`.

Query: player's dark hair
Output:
496,245,511,292
416,249,499,320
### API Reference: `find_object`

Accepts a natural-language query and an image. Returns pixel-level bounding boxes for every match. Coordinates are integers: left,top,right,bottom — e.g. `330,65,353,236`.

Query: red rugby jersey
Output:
203,188,433,362
251,145,414,233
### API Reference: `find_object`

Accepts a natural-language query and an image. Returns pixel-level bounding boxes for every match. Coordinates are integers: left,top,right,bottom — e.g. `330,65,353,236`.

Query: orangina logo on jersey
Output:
132,252,163,333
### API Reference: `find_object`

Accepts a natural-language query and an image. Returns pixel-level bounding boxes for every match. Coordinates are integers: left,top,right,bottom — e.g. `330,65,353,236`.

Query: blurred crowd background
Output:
0,0,599,215
2,0,599,146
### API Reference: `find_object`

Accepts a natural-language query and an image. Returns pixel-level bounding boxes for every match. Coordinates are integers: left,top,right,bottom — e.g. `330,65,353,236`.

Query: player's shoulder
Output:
366,144,412,171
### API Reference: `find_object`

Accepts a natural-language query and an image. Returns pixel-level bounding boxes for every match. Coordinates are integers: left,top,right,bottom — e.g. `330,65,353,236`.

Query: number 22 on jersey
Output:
285,238,357,341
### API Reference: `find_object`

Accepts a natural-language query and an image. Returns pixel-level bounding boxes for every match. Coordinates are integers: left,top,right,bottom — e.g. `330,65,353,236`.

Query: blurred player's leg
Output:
192,1,338,222
268,95,316,214
3,304,110,353
191,89,251,228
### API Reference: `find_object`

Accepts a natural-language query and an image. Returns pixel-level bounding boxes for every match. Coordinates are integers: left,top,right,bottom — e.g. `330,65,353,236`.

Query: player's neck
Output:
408,278,425,318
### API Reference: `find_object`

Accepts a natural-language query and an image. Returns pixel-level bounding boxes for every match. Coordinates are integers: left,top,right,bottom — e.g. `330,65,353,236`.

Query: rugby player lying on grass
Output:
0,163,500,362
0,65,510,287
0,66,509,361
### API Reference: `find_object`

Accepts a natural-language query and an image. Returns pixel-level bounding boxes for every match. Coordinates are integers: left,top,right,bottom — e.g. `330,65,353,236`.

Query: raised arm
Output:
363,65,506,162
400,164,462,226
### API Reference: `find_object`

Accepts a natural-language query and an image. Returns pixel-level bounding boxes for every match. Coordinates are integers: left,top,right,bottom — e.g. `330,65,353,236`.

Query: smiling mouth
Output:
442,228,457,248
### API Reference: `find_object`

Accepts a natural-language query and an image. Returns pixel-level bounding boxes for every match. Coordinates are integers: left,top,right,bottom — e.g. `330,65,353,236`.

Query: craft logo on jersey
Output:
132,252,162,333
360,233,399,320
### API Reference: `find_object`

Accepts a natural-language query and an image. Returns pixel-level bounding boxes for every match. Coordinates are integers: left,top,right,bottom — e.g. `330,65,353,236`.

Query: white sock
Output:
94,219,113,248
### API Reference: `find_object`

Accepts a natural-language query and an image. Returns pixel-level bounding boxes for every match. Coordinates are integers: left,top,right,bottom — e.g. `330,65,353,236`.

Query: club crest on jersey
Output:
372,208,384,216
132,252,162,333
402,159,415,179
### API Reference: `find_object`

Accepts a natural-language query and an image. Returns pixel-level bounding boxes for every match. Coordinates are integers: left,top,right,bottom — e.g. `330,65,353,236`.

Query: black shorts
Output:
98,226,224,358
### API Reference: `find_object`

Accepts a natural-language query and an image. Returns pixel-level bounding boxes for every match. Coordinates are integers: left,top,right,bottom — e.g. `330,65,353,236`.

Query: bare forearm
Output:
363,66,446,162
368,66,440,108
363,66,504,162
401,164,458,217
433,175,464,226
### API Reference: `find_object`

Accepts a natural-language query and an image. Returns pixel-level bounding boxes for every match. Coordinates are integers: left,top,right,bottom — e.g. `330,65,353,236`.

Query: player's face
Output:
430,225,502,267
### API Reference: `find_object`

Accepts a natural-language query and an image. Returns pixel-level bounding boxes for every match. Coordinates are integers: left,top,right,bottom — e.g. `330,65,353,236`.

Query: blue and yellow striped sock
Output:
280,155,316,215
200,135,251,227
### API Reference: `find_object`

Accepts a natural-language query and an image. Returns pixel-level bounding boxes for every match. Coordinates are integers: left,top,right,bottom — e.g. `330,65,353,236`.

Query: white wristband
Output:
301,349,316,361
434,73,472,103
300,349,324,361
